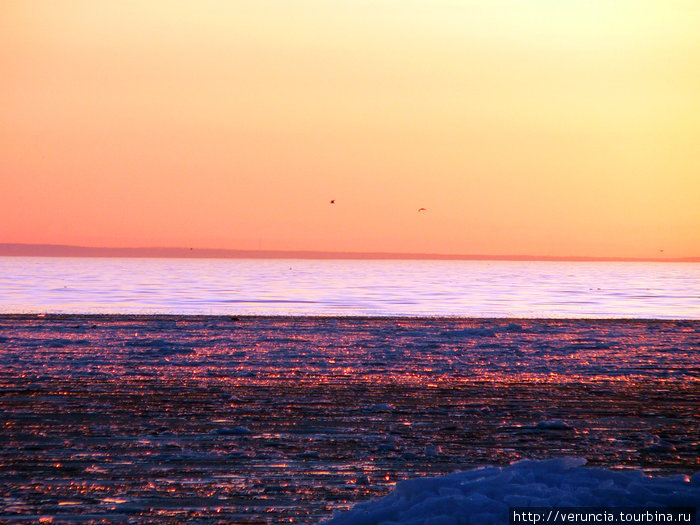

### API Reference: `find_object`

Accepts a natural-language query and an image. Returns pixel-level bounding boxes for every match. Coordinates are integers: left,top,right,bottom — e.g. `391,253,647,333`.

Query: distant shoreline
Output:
1,243,698,262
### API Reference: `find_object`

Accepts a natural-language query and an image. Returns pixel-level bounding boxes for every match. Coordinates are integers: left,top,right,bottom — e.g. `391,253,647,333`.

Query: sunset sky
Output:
2,1,698,258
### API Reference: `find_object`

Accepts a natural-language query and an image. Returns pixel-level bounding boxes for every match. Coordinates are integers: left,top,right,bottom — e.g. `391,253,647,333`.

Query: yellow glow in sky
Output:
2,1,698,257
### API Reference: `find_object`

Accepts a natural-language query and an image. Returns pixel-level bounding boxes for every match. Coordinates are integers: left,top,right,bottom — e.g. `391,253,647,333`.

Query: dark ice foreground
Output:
0,315,698,523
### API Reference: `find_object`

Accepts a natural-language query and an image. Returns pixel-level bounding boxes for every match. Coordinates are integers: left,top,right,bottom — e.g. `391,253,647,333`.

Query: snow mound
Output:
321,458,699,525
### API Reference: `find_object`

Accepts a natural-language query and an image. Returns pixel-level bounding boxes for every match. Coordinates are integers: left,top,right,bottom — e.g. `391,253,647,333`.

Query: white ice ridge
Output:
320,458,699,525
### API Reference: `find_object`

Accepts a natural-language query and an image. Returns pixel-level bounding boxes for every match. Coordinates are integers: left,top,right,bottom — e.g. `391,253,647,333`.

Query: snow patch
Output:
535,420,573,431
369,403,395,412
320,458,699,525
212,426,251,436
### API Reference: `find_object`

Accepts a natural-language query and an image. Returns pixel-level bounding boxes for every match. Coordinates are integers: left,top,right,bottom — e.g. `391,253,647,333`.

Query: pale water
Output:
0,257,698,318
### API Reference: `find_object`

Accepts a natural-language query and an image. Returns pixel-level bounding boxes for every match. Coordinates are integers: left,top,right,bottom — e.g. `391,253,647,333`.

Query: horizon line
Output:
1,243,698,263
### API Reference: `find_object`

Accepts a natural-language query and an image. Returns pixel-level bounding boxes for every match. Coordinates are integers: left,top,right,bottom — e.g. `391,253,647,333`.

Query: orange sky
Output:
2,1,699,258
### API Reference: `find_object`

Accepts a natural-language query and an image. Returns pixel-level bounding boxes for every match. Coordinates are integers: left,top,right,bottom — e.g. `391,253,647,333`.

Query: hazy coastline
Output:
2,243,698,262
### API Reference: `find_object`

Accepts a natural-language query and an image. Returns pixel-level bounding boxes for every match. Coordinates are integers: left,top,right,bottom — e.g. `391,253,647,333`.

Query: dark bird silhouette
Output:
417,207,427,212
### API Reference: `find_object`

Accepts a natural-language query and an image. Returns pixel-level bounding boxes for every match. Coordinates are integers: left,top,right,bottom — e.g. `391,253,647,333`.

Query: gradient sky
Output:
2,1,699,258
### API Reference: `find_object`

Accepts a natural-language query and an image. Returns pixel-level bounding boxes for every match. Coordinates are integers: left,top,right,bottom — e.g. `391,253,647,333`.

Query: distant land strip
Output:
1,243,698,262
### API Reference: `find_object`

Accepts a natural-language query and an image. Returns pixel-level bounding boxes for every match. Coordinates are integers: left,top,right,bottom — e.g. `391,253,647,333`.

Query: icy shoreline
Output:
322,458,699,525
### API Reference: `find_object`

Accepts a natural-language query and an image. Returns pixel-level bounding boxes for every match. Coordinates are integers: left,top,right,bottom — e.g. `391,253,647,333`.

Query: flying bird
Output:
330,200,335,204
417,207,427,212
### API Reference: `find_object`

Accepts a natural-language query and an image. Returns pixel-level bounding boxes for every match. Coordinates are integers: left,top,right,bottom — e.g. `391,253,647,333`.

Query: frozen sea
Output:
0,257,698,318
0,257,698,523
0,316,698,523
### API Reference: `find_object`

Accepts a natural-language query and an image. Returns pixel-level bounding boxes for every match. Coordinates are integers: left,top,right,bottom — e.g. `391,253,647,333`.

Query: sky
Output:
2,1,699,258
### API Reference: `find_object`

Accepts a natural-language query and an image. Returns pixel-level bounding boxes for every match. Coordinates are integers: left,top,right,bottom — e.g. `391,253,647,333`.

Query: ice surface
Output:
1,316,698,523
322,458,699,525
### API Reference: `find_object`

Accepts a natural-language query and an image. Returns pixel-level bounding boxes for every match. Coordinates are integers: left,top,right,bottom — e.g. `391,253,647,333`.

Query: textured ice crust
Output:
321,458,699,525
